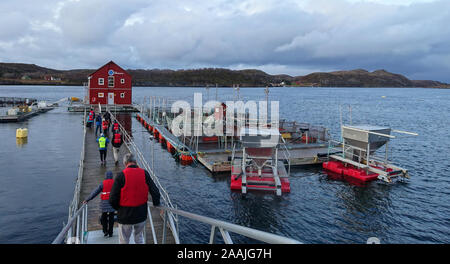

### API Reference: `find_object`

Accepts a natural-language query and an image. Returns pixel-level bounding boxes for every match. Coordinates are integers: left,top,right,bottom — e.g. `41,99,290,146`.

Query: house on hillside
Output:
44,75,61,81
86,61,132,105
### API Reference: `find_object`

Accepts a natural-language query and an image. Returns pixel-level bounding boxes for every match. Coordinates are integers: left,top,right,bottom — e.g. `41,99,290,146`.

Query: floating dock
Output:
71,112,176,244
136,101,332,173
0,97,37,107
197,143,329,173
0,107,54,123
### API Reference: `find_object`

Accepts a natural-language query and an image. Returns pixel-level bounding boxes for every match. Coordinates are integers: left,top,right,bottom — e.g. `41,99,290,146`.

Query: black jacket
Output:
109,165,161,224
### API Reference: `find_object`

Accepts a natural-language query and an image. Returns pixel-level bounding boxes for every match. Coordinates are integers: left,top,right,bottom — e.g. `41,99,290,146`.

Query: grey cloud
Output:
0,0,449,82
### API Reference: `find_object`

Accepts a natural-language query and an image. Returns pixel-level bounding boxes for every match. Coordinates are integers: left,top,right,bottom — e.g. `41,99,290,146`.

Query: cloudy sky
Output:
0,0,449,81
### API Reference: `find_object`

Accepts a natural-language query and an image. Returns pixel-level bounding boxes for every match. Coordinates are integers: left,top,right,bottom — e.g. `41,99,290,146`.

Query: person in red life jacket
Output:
111,121,119,134
86,110,95,128
109,153,160,244
111,130,123,166
82,171,115,237
102,119,109,137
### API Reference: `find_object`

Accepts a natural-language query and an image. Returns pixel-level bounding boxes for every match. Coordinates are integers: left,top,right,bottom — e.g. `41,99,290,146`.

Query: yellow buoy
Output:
16,128,28,138
282,132,292,139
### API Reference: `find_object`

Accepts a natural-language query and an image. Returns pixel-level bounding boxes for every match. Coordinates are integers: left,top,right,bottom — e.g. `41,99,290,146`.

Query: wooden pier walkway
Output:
78,121,175,244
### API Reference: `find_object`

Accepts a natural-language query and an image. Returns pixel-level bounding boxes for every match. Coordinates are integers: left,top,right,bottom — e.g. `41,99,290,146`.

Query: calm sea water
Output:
0,85,449,244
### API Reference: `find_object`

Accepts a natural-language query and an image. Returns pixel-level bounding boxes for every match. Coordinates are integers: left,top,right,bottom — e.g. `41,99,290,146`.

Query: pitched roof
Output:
88,60,130,77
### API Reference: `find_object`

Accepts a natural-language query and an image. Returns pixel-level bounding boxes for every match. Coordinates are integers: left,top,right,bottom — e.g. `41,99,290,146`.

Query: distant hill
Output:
0,62,448,88
294,69,448,88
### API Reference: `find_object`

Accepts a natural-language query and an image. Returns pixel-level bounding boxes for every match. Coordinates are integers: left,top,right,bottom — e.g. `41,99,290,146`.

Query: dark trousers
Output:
95,125,102,137
100,212,115,235
99,149,107,161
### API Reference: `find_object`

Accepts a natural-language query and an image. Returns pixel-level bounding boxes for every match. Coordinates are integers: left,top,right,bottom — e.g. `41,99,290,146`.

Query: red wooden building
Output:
86,61,132,105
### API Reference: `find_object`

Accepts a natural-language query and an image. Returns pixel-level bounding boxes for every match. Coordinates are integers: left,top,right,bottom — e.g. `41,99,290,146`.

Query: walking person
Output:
97,133,110,165
86,110,94,128
111,120,120,134
102,118,110,138
111,129,123,166
109,154,160,244
95,114,102,137
103,112,111,128
82,171,116,237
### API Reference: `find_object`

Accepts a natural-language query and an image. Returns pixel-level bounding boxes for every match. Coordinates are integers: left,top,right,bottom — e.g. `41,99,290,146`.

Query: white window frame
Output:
108,76,114,87
120,78,125,84
120,92,125,98
98,78,104,85
98,92,104,98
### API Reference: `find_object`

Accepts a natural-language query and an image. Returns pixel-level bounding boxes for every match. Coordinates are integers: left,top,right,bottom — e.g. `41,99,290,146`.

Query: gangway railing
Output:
68,109,87,222
53,204,88,244
107,109,180,242
280,137,291,176
150,205,301,244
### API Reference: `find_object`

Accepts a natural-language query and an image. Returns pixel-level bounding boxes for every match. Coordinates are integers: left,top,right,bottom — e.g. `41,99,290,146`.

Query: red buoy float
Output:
167,141,175,154
323,161,381,183
202,136,218,142
301,135,317,143
323,161,345,175
180,153,194,165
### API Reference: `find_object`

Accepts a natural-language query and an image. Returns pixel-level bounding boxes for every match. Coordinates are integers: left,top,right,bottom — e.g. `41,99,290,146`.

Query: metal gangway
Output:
53,109,300,244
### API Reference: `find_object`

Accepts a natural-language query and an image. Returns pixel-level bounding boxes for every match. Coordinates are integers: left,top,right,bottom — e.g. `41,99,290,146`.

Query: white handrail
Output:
53,204,88,244
151,205,301,244
68,109,87,220
108,110,179,242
